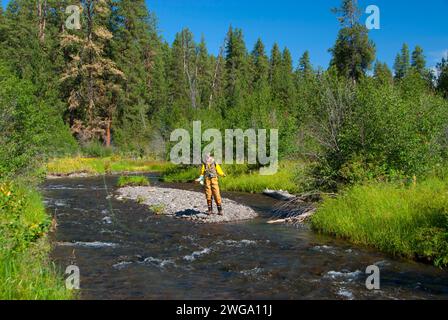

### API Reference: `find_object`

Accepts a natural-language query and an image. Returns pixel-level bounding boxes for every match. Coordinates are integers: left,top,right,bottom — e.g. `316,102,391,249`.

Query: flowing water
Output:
42,175,448,300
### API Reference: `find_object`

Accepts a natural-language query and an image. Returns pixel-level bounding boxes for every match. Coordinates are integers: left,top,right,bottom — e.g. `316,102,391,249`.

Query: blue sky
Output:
2,0,447,69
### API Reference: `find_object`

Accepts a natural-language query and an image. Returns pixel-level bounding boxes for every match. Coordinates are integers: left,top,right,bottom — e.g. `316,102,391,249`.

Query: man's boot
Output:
207,200,213,215
217,204,224,216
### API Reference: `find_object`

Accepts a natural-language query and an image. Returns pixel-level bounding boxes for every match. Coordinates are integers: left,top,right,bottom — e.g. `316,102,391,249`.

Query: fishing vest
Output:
204,160,218,178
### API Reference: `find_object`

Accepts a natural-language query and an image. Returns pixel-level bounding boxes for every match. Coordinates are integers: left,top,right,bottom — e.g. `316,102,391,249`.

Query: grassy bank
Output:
311,178,448,267
0,183,72,299
117,175,150,187
47,156,174,176
161,161,305,194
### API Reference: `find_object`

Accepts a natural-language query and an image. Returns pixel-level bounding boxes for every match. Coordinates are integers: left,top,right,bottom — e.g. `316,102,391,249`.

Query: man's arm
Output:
215,164,226,177
200,164,205,176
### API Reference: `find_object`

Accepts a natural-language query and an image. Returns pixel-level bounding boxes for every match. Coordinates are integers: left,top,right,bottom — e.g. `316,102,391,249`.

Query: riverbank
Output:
311,178,448,268
46,156,174,178
116,186,258,223
0,182,72,299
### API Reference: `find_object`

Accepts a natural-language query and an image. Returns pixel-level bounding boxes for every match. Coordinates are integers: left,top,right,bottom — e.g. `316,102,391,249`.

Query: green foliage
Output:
329,0,376,81
110,0,162,155
251,38,269,84
298,51,313,76
117,175,150,187
0,62,76,179
0,182,72,299
312,177,448,267
437,57,448,99
0,183,49,253
394,43,411,79
373,60,393,85
81,141,113,158
411,46,426,76
306,73,448,191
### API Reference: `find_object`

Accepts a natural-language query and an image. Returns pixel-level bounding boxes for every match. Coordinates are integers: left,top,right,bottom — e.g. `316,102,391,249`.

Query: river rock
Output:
116,186,258,223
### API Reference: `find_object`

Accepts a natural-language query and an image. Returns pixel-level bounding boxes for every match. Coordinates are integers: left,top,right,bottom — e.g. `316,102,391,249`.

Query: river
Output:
41,175,448,300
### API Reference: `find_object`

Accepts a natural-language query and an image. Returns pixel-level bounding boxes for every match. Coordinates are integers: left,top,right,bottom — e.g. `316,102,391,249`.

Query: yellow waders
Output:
205,177,222,206
200,159,225,215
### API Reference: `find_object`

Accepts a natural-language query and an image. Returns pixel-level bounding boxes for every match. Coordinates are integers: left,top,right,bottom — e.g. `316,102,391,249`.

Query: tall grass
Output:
117,176,150,187
47,156,174,176
161,161,304,194
311,178,448,267
0,183,72,299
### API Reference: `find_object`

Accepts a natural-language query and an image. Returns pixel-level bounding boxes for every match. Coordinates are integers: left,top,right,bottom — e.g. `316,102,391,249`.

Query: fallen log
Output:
267,207,316,225
263,189,297,201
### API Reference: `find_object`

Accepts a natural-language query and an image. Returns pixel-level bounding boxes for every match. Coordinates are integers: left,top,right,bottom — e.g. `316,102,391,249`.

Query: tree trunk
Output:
106,119,111,148
37,0,47,43
209,45,224,110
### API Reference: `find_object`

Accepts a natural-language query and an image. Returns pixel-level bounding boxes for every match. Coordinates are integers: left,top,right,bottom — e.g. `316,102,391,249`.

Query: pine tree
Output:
60,0,125,146
169,28,210,111
394,43,410,79
298,51,313,76
437,57,448,98
109,0,160,153
400,43,411,73
169,30,189,111
279,47,295,109
197,35,213,109
208,46,227,112
269,43,282,98
411,46,426,76
329,0,376,82
0,4,5,51
224,27,250,117
250,38,269,86
373,60,393,84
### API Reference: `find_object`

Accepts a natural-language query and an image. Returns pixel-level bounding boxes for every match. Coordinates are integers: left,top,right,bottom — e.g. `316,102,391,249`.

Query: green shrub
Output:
0,63,77,180
81,141,113,158
117,176,150,187
149,204,166,215
307,74,448,191
0,182,72,299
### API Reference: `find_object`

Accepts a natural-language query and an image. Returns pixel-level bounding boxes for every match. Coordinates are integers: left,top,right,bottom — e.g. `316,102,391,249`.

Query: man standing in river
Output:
197,153,226,216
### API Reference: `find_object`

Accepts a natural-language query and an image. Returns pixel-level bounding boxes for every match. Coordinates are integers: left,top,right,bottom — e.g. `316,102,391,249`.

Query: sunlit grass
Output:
47,156,175,176
117,175,150,187
311,178,448,267
0,183,72,300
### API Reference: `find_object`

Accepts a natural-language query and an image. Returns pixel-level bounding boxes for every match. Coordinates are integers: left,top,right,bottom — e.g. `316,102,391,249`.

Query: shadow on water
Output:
41,174,448,300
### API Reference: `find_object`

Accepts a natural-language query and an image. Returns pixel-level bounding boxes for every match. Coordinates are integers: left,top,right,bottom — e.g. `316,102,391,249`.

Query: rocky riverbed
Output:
116,186,258,223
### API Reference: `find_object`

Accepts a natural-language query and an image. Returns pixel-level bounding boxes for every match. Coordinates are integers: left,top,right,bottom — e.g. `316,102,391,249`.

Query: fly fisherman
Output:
196,153,226,216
